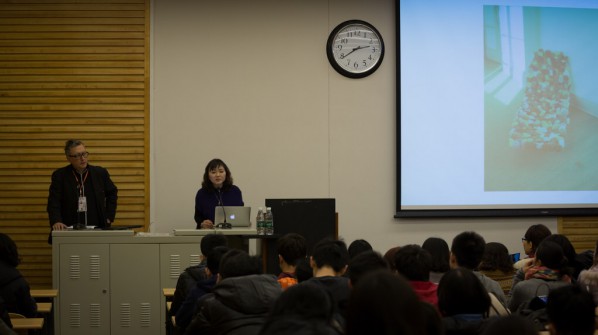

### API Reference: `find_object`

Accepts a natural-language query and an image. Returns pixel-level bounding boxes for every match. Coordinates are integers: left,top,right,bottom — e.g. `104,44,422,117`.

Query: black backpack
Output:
515,284,550,332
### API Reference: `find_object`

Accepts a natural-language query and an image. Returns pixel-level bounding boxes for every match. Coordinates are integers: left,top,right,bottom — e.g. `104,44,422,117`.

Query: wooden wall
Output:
559,216,598,253
0,0,150,288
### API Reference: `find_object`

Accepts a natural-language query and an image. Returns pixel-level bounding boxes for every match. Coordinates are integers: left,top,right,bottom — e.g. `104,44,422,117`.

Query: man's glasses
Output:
68,152,89,159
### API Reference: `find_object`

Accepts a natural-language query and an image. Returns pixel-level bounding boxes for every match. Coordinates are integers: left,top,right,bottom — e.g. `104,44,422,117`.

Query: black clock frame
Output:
326,19,385,79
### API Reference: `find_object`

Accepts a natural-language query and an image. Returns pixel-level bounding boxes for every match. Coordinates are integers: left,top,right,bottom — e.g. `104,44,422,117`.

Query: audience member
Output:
171,233,228,316
186,249,281,335
347,239,373,259
259,283,340,335
276,233,307,290
546,284,596,335
394,244,438,308
544,234,593,280
477,242,516,295
347,250,388,287
578,239,598,305
422,237,450,284
175,246,230,332
515,224,551,269
346,269,428,335
450,231,507,305
508,240,571,311
303,239,351,327
383,246,401,272
480,315,536,335
438,268,491,335
0,233,37,318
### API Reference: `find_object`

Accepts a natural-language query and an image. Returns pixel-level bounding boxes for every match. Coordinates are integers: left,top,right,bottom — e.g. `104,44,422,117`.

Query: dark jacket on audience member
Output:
442,315,491,335
191,274,281,335
175,274,217,331
0,261,37,318
171,263,207,316
303,276,351,324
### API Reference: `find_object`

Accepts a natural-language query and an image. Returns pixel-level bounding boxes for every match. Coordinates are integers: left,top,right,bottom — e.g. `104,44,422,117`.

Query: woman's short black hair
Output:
523,224,551,255
437,268,491,317
478,242,514,274
422,237,450,273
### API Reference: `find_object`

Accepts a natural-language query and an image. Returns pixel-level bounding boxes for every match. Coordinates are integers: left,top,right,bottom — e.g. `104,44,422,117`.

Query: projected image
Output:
484,6,598,191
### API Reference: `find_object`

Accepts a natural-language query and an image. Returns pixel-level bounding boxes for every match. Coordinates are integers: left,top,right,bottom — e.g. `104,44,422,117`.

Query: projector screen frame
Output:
394,2,598,219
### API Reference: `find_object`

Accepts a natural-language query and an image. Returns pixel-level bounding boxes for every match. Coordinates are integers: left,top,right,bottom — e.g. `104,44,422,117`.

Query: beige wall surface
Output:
150,0,556,256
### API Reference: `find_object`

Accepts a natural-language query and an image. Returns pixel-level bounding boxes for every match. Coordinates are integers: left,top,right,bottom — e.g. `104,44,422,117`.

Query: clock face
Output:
327,20,385,78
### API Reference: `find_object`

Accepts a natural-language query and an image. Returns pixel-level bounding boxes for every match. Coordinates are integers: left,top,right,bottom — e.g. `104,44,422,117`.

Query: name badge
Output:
78,196,87,212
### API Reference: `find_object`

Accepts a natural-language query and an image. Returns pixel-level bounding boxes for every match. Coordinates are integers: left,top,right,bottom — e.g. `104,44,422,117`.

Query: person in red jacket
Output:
394,244,438,308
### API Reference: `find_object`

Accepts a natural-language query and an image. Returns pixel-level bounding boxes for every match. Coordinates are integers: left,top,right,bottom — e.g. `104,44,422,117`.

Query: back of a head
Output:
394,244,432,281
346,269,426,335
437,268,490,317
422,237,450,273
206,246,230,275
481,315,537,335
200,233,228,256
383,246,401,271
535,240,567,271
311,238,349,273
547,284,596,335
348,250,388,286
276,233,307,266
451,231,485,269
0,233,19,267
524,224,552,254
348,239,373,259
268,283,334,321
218,249,261,279
544,234,576,265
478,242,514,274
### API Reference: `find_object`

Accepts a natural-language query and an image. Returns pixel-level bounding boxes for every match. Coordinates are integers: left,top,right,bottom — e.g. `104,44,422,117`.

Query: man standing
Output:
47,140,117,237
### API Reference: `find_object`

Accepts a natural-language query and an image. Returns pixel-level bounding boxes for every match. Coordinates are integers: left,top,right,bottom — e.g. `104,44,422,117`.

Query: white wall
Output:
150,0,557,256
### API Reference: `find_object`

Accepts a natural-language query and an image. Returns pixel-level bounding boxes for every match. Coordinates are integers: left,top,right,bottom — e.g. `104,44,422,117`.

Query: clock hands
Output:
340,45,370,59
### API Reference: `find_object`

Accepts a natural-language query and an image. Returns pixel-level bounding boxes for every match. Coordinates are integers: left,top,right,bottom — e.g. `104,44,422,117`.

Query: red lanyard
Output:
72,170,89,197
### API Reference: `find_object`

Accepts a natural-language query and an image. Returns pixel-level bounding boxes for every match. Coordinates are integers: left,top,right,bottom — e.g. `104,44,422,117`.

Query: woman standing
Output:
194,159,244,229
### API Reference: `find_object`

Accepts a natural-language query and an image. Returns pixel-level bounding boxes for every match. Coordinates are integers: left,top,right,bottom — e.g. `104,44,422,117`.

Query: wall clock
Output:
326,20,385,79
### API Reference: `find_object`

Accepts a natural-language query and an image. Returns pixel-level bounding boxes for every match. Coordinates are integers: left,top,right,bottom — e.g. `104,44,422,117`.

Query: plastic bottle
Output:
265,207,274,235
256,207,265,235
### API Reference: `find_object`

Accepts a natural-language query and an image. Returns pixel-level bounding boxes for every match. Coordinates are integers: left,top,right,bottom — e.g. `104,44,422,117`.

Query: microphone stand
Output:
216,189,232,229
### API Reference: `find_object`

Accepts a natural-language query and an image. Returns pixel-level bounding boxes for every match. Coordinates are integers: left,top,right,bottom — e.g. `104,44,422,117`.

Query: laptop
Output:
214,206,252,227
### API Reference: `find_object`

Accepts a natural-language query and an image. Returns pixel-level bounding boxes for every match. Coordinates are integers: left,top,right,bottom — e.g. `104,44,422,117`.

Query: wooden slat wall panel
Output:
0,0,150,289
558,217,598,253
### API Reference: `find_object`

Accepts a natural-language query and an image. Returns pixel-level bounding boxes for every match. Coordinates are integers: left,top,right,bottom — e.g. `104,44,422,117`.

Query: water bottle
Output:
256,207,265,235
265,207,274,235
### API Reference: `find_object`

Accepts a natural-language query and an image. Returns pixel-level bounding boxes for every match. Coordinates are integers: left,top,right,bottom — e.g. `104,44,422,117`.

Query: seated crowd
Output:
165,225,598,335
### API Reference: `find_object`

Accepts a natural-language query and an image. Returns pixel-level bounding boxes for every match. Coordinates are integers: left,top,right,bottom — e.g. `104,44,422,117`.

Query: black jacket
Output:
190,274,281,335
47,164,117,242
0,261,37,318
171,263,208,316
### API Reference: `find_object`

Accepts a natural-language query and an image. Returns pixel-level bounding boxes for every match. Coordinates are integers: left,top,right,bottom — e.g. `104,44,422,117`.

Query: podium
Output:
51,228,255,335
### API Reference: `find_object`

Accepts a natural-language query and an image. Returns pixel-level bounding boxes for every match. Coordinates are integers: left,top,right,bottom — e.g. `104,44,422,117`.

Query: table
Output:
11,317,44,330
30,289,58,299
37,302,52,313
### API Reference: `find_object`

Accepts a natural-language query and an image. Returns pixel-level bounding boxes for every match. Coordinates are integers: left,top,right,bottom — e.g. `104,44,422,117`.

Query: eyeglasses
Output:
521,237,527,242
68,152,89,159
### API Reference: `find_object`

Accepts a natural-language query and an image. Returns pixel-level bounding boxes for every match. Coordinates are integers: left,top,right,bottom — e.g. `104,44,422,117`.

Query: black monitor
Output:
263,198,336,274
